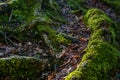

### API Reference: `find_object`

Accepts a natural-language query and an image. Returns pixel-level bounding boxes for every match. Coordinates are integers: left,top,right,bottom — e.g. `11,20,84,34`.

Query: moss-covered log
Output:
65,9,120,80
0,56,46,79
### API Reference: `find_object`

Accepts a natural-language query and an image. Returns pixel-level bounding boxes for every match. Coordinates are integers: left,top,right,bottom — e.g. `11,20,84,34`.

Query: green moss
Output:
84,8,116,44
0,0,37,23
66,36,119,80
65,71,83,80
84,8,105,22
90,29,106,40
10,0,36,21
37,25,71,50
0,56,46,80
66,8,120,80
84,9,113,30
90,28,116,44
88,15,111,29
0,0,69,50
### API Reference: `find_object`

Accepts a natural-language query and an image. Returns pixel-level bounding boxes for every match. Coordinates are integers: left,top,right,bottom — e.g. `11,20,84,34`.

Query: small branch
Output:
8,9,13,22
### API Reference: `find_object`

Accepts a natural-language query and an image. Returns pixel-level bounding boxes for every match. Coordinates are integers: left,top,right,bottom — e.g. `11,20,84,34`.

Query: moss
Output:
10,0,36,21
66,41,119,80
0,0,61,23
84,8,116,44
90,28,116,44
66,36,119,80
0,0,69,50
0,0,37,23
88,15,111,29
84,8,114,30
37,25,71,50
65,71,83,80
84,8,105,22
90,29,106,41
66,9,120,80
0,56,46,80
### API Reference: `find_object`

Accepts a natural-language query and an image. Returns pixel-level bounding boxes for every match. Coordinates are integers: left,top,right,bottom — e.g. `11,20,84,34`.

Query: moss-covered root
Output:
66,41,119,80
84,8,116,43
0,56,46,80
65,9,120,80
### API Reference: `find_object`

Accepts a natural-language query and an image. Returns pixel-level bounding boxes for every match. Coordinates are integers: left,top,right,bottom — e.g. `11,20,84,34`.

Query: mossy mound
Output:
65,9,120,80
0,56,46,80
84,8,116,44
66,41,119,80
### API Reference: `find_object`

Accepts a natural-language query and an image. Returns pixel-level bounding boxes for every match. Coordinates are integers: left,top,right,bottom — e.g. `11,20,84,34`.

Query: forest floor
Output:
48,0,119,80
48,0,90,80
0,0,120,80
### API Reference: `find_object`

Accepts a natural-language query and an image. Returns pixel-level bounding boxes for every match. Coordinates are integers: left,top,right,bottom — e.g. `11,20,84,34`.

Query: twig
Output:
9,9,13,22
0,25,15,46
